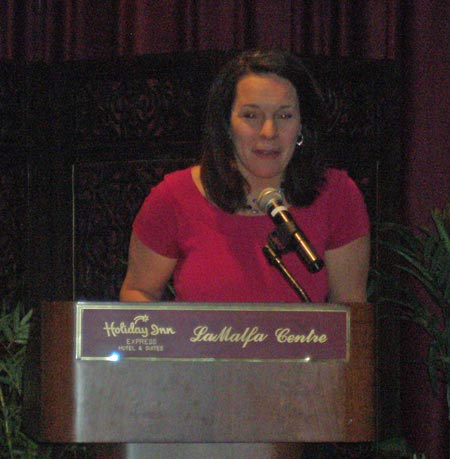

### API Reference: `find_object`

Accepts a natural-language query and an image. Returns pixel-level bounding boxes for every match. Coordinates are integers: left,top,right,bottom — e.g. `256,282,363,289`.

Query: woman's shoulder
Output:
141,166,196,211
151,165,207,211
160,165,195,187
321,167,361,195
324,167,352,183
149,165,196,197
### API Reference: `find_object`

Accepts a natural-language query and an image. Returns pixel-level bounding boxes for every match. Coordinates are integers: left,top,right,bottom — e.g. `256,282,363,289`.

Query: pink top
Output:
133,167,370,303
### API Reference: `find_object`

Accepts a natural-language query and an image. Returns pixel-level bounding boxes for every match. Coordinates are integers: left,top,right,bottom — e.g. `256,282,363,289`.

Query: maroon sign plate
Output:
76,303,349,361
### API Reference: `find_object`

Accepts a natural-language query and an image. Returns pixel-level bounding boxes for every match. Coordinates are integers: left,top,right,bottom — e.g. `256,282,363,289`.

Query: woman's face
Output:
229,72,302,192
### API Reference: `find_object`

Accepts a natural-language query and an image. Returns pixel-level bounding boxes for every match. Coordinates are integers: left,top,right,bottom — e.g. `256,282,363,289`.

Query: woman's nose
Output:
260,118,278,138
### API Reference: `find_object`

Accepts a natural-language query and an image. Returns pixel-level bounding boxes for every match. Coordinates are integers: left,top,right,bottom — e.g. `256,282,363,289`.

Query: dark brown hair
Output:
200,49,327,213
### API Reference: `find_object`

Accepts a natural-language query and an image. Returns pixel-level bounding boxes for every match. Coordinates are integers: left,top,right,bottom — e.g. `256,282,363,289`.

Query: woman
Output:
120,49,370,304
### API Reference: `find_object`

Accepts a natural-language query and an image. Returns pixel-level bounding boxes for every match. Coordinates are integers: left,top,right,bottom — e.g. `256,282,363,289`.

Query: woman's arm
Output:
324,234,371,303
120,232,178,302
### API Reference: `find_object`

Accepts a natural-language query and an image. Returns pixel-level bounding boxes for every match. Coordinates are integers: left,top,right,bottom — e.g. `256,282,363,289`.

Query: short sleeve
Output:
132,178,180,259
325,169,370,250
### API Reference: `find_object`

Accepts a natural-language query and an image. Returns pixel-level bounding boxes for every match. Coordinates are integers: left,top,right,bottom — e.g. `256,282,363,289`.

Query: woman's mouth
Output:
254,148,280,157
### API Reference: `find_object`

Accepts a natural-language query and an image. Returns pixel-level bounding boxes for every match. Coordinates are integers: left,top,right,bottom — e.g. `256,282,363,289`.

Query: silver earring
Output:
296,134,304,147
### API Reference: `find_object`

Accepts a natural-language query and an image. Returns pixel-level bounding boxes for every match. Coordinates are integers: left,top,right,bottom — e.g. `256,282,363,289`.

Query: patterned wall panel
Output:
0,162,29,309
68,77,199,142
49,53,223,148
0,84,21,145
0,66,26,147
73,152,197,300
311,58,402,226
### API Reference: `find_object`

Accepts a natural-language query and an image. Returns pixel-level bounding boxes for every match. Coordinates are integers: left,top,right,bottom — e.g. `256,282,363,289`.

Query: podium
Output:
23,301,375,459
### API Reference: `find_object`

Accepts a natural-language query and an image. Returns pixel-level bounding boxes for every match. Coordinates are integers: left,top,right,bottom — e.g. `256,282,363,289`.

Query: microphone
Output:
257,188,324,273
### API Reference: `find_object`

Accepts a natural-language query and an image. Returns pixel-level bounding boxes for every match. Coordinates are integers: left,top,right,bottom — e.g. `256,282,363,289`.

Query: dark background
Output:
1,2,448,457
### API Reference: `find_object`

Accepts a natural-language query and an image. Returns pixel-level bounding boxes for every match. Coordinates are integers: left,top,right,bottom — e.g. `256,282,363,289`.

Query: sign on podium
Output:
23,302,375,457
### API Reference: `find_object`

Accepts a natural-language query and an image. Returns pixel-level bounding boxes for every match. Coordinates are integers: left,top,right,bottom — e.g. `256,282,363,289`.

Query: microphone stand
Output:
263,233,311,303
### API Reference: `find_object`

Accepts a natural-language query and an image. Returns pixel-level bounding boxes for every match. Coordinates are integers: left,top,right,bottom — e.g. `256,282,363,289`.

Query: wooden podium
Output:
23,301,375,459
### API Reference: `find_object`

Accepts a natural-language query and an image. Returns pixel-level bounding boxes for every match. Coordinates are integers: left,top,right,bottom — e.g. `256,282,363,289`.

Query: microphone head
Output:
256,188,283,213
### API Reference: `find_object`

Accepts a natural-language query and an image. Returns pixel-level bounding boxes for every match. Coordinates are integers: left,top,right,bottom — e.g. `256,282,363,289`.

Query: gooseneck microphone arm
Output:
263,236,311,302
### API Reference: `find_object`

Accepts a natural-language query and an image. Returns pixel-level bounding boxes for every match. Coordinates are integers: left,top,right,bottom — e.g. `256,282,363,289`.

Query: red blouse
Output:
133,167,369,303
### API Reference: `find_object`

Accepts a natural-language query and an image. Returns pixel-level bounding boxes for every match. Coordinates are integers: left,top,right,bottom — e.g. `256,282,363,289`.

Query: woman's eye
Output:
277,112,294,119
242,112,258,119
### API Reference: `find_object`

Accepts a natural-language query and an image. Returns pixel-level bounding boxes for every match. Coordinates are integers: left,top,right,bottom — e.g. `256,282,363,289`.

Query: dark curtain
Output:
117,0,399,59
0,0,399,61
0,0,120,61
1,1,449,458
400,3,450,459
